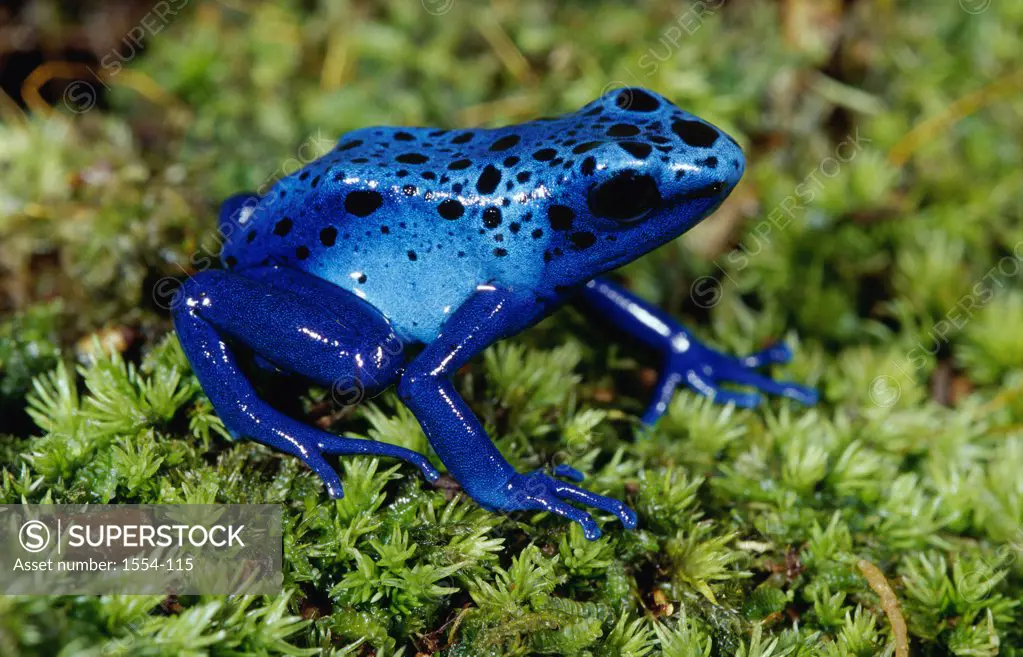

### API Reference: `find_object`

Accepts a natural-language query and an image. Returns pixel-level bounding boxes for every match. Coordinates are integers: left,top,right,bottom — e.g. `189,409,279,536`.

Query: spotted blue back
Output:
221,87,744,343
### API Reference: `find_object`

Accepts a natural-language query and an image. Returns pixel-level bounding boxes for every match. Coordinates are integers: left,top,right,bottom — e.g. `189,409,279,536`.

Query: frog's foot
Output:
266,435,439,500
642,340,818,424
575,278,818,428
494,470,636,540
316,436,440,494
172,266,440,499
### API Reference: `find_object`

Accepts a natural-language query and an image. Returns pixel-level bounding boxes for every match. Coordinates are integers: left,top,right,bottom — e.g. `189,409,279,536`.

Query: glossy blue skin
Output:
173,88,817,540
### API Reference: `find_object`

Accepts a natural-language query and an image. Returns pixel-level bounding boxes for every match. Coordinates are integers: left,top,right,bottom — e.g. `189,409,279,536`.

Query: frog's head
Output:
540,87,744,285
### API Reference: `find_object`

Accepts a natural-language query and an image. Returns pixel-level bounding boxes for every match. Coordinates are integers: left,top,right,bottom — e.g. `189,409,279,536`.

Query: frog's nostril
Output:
680,181,725,201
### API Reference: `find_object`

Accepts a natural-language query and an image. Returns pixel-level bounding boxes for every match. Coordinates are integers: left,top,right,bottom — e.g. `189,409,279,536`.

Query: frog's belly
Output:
305,247,484,344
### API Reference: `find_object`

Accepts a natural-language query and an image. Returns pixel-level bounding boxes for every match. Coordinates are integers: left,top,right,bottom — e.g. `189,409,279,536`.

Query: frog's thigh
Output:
170,267,428,498
187,266,405,394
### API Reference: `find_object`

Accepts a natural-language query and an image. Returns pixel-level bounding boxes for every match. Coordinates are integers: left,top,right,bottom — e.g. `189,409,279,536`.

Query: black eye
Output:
587,171,661,223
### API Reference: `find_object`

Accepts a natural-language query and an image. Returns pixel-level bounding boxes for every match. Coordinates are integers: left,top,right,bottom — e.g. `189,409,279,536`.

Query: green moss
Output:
1,1,1022,655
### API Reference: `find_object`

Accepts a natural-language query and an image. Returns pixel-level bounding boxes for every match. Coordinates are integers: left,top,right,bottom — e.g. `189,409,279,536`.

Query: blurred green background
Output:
1,1,1022,655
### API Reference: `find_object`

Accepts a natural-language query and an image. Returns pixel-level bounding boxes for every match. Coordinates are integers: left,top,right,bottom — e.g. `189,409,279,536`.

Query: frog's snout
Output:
714,129,746,190
657,118,745,212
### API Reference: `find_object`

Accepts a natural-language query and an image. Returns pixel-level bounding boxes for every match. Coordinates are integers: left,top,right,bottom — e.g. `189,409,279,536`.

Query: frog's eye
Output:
587,171,661,223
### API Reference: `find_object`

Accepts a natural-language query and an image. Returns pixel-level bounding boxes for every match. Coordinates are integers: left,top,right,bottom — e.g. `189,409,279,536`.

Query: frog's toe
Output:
781,382,819,405
398,449,441,482
502,472,637,539
707,386,762,409
316,435,440,481
542,497,604,540
552,464,586,482
716,350,818,406
681,368,761,408
739,342,793,368
548,478,638,531
306,454,345,499
545,467,636,527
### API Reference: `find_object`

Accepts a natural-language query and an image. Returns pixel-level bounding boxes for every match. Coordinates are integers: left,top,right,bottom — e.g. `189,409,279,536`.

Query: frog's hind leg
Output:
171,266,439,498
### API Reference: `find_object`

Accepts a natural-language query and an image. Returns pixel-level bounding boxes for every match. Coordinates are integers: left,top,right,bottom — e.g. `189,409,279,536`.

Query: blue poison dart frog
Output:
173,87,817,540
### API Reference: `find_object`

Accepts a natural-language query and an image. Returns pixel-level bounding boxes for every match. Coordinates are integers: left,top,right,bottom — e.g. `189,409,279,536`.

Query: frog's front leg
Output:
398,286,636,540
172,267,439,497
577,277,818,425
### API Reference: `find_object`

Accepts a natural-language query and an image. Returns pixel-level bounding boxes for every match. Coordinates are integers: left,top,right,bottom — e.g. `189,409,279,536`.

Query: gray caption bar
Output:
0,505,282,595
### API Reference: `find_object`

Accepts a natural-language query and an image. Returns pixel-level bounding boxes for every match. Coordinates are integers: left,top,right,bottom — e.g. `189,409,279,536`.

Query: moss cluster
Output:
1,1,1022,655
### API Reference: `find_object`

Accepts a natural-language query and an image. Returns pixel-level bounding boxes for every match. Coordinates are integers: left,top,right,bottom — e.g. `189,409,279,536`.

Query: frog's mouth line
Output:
679,182,725,200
